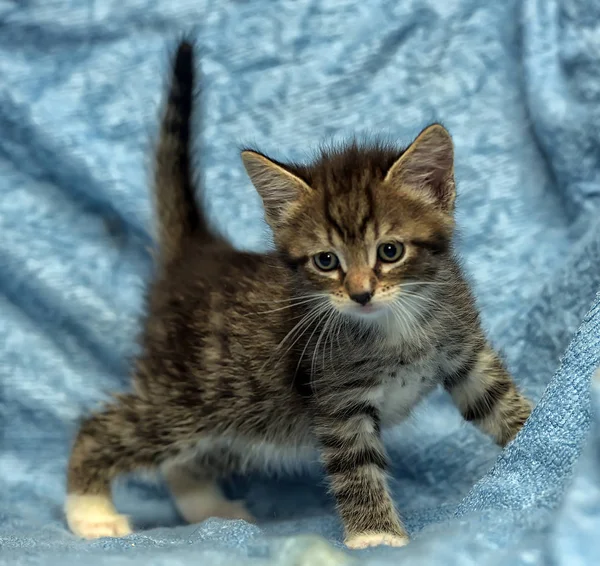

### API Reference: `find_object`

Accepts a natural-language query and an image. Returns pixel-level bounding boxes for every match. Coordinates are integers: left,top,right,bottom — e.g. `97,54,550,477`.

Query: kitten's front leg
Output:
444,343,533,446
315,403,409,549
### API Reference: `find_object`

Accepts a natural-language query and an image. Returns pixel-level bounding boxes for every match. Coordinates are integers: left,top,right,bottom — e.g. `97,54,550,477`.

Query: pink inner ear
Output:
241,151,312,226
385,126,455,210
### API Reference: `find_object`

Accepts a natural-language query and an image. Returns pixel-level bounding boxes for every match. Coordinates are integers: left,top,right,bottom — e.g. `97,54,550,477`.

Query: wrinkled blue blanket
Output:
1,0,600,564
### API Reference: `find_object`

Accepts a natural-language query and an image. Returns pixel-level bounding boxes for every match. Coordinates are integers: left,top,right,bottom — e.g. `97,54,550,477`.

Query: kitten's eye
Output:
313,252,339,271
377,242,405,263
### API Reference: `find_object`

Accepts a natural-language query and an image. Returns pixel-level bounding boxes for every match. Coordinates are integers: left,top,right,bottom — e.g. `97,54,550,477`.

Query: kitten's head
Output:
242,124,456,321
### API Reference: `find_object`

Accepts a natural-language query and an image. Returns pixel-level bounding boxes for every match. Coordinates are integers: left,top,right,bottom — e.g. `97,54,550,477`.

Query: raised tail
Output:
154,40,215,267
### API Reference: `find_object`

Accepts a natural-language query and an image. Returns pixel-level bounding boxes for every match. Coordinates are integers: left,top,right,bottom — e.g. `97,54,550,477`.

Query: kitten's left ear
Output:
384,124,455,211
241,150,312,228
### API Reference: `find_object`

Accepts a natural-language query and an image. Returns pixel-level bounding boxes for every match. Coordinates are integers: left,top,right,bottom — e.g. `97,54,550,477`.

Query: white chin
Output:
344,304,388,320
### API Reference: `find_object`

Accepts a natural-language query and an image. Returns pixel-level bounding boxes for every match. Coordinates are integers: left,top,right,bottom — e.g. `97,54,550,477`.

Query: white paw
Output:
65,494,132,539
165,467,255,524
345,532,410,549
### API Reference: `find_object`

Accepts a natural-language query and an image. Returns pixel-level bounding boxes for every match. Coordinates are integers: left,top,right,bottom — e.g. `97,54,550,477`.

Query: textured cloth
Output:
1,0,600,564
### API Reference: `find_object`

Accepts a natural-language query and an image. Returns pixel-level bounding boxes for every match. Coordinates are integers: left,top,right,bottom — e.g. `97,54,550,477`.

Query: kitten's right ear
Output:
241,150,312,227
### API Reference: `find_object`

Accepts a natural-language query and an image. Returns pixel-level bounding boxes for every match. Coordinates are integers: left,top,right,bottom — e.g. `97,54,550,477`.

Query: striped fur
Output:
444,345,532,446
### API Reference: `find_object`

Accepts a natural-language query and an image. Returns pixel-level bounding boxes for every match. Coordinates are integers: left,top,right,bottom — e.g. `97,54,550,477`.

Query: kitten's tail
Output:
154,40,216,267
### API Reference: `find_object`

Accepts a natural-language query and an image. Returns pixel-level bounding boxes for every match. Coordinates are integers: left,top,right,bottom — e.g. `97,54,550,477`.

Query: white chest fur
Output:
367,362,438,427
362,307,440,426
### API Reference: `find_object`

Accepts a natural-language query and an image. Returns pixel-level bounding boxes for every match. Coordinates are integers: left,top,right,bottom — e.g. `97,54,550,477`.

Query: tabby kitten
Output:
65,41,532,549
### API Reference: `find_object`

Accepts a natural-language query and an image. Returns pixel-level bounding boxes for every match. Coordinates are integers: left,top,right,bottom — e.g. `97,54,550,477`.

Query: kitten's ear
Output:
241,150,312,227
384,124,455,211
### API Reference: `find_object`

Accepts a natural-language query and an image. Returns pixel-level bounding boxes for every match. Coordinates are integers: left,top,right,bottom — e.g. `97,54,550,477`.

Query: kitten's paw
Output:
65,494,132,539
165,468,255,525
345,532,410,549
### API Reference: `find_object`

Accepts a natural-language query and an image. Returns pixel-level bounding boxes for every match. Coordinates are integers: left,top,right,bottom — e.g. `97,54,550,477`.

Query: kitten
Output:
65,40,532,549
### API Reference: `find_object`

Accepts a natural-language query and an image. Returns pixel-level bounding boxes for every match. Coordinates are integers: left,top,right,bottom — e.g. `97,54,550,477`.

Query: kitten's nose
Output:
350,292,372,306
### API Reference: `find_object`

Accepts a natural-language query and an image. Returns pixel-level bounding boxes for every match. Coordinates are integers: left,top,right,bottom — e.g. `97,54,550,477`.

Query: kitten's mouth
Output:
348,303,386,317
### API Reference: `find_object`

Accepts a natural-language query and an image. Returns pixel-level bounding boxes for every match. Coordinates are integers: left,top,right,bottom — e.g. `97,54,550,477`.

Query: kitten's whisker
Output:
260,303,327,373
400,296,436,339
335,315,345,353
399,291,462,323
256,294,326,304
254,296,327,314
275,305,326,354
328,314,344,383
399,281,453,288
397,295,428,325
291,305,337,392
319,313,330,376
273,303,326,349
388,301,404,332
311,312,329,380
394,305,411,336
315,314,338,395
292,316,323,393
276,307,327,364
321,309,337,374
266,328,318,381
311,306,336,387
390,301,414,336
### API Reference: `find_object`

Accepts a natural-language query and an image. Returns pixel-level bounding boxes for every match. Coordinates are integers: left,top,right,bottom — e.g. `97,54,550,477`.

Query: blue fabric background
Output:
1,0,599,564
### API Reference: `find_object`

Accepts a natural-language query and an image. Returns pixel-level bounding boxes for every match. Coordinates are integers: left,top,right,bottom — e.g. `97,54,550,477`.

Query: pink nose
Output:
345,269,375,300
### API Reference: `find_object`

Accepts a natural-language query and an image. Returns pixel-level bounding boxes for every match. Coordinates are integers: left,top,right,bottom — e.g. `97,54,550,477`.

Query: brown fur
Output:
65,41,532,547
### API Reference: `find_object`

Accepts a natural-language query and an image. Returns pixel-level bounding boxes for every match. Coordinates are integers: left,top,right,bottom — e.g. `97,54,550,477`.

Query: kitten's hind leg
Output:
164,463,254,524
65,493,132,539
66,394,196,539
